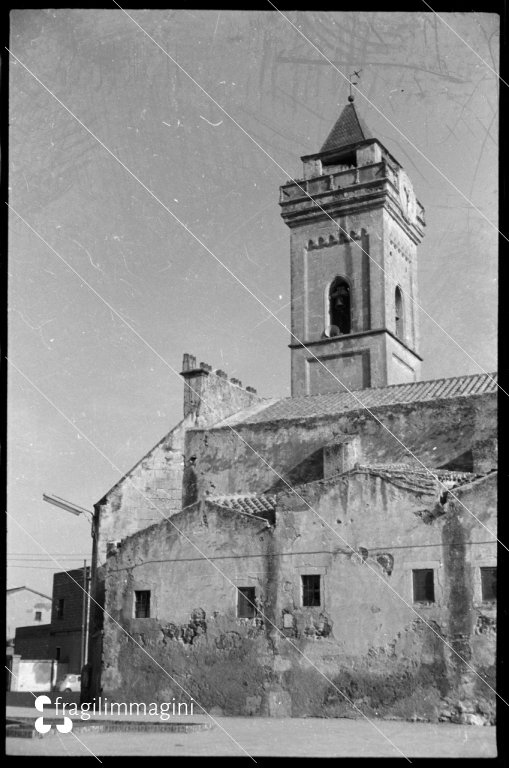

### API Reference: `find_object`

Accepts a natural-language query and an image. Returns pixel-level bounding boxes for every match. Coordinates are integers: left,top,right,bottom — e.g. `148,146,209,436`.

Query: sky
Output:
8,9,498,595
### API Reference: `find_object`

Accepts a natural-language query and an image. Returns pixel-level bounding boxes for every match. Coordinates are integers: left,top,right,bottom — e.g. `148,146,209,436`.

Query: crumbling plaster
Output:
100,470,496,723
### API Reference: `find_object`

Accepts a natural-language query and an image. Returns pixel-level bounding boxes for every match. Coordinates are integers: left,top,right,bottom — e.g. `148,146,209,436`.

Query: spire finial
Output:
348,69,362,102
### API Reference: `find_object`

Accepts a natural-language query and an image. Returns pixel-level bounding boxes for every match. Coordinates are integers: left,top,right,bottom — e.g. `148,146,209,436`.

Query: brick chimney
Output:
180,353,262,424
180,354,213,418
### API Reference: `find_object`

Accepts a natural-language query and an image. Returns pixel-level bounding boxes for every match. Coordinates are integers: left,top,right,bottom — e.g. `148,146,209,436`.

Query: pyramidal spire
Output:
320,96,372,154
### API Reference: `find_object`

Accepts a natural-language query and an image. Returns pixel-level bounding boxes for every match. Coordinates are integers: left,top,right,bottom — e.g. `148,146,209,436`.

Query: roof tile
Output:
350,464,481,493
226,372,497,426
320,102,372,153
208,494,277,520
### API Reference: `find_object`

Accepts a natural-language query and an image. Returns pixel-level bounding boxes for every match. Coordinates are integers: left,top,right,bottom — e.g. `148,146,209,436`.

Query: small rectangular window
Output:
237,587,256,618
56,599,65,618
412,569,435,603
134,590,151,618
302,575,321,607
481,567,496,602
55,647,61,661
34,611,42,621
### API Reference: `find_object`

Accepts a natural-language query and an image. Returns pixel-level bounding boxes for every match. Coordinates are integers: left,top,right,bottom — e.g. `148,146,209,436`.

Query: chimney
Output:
180,353,211,418
179,352,261,424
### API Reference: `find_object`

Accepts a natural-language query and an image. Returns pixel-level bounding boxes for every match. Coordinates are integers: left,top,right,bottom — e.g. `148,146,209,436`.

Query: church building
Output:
85,97,497,725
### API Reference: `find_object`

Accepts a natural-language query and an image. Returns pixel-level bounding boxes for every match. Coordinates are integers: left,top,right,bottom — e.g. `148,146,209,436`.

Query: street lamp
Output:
42,493,94,519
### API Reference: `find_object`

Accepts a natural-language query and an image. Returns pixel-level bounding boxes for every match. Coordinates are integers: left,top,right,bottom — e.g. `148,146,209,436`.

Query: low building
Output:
49,567,90,673
13,566,90,675
7,587,52,643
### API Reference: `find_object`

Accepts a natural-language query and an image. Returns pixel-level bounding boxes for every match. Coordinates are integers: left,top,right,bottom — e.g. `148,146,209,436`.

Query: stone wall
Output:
87,360,263,700
183,393,497,503
93,416,193,569
94,361,263,569
101,503,276,713
99,471,496,724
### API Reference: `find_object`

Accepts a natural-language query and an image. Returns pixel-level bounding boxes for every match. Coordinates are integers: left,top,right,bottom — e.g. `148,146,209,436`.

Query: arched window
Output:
329,277,351,334
395,286,404,339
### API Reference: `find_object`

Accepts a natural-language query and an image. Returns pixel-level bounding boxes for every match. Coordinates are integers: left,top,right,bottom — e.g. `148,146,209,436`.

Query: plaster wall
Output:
7,590,52,642
290,209,384,396
87,368,263,699
184,394,497,503
293,332,388,393
385,335,420,384
383,209,419,349
101,505,274,707
100,472,496,723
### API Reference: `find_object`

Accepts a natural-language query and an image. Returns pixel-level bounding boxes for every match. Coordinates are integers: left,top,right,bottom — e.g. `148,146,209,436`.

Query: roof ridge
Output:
6,586,52,599
263,370,497,406
225,371,496,427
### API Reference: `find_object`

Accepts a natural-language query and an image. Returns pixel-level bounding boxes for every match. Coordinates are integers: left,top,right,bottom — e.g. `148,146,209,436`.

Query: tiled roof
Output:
206,469,483,520
207,494,277,520
227,372,497,426
320,101,372,153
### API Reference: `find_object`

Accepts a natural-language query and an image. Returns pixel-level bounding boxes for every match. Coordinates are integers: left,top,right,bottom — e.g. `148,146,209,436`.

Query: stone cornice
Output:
282,191,424,245
280,172,425,244
288,327,423,361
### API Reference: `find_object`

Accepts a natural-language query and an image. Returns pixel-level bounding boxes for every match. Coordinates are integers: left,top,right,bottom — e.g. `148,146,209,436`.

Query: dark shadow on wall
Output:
264,448,325,493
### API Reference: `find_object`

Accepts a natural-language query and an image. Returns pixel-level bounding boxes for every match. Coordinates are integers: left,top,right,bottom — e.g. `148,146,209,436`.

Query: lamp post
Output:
42,493,93,519
42,493,93,670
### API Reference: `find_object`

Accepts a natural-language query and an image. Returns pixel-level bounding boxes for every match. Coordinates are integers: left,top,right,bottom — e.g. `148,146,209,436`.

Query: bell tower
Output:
280,96,425,397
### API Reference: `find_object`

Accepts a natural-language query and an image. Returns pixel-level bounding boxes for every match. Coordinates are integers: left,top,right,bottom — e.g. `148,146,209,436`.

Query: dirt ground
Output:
6,706,497,758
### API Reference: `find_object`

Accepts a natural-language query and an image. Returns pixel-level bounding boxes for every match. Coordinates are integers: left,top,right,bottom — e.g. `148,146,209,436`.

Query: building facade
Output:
13,567,90,675
85,98,497,725
7,587,52,643
49,567,90,673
